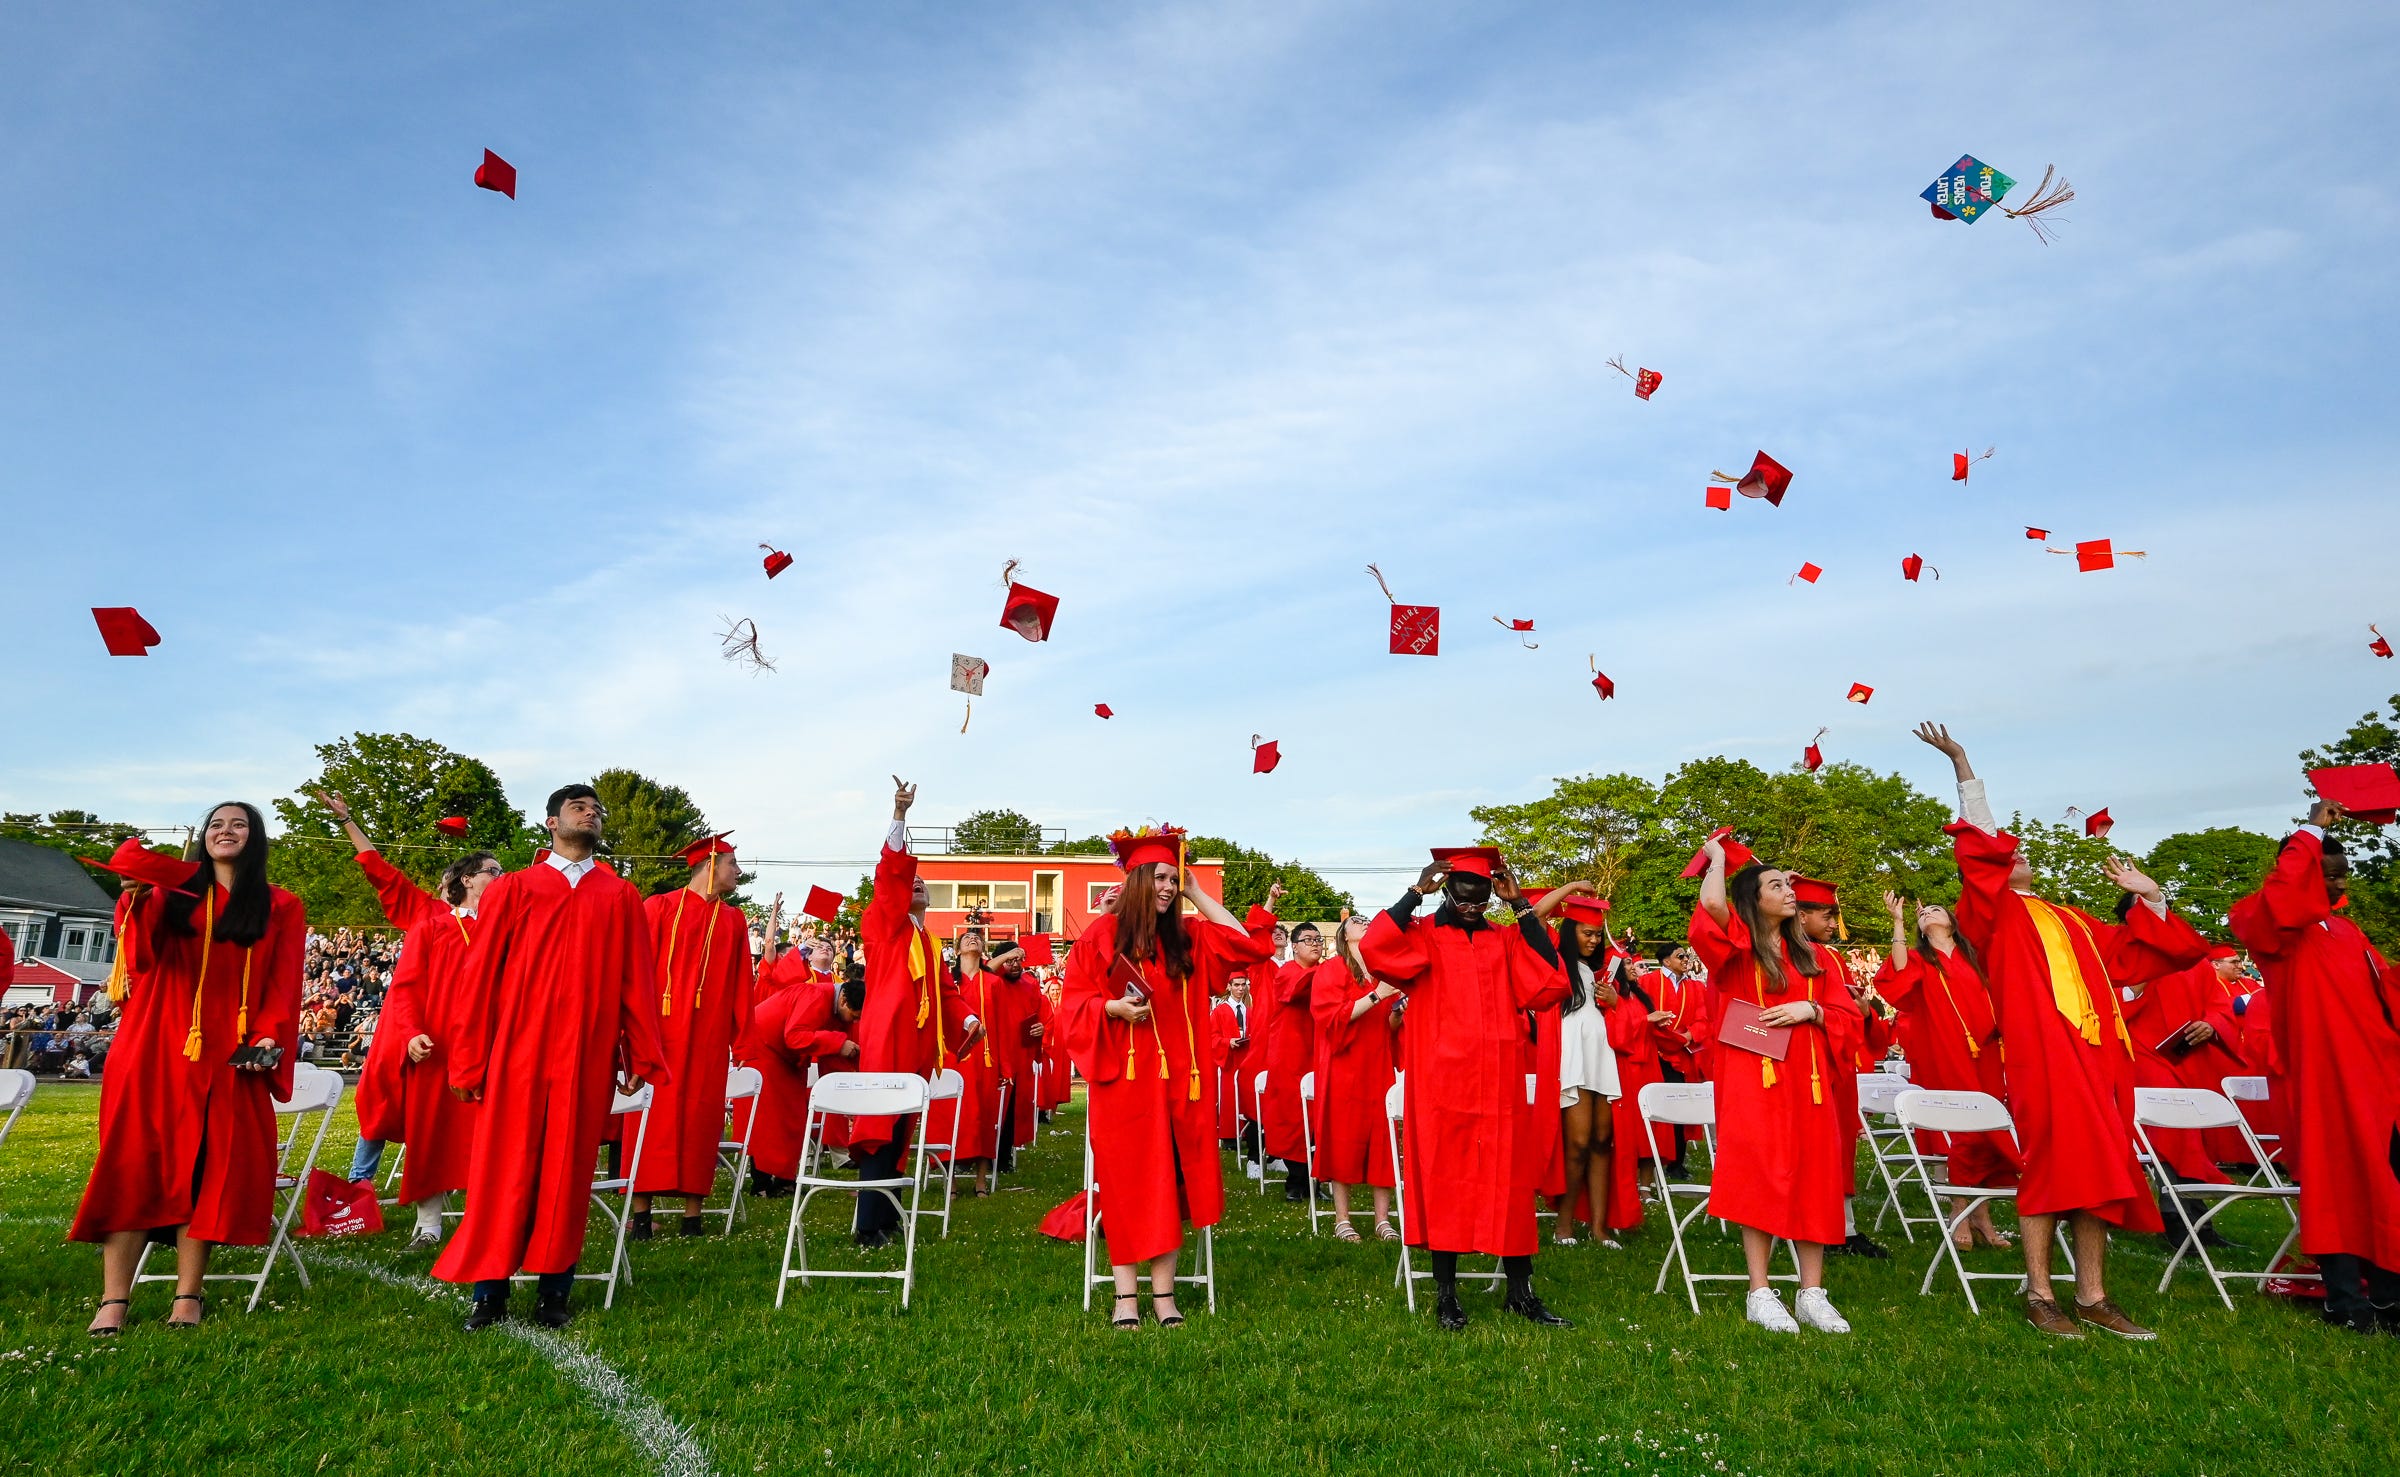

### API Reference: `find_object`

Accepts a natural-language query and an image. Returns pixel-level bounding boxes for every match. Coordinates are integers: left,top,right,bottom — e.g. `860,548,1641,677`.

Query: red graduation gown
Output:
1307,959,1399,1188
1688,906,1856,1245
1261,958,1316,1164
355,854,483,1202
1210,998,1257,1138
737,979,853,1179
1362,907,1566,1257
1649,970,1706,1078
1873,948,2021,1188
931,965,1006,1162
852,846,969,1153
1950,822,2204,1230
433,862,670,1284
2121,960,2247,1183
2230,829,2400,1265
71,884,305,1246
999,974,1043,1149
1037,991,1070,1110
2229,983,2294,1162
1064,914,1272,1264
634,888,752,1197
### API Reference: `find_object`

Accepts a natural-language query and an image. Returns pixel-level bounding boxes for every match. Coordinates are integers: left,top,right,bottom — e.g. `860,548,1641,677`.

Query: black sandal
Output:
88,1298,130,1338
1110,1294,1141,1330
1151,1293,1185,1328
167,1293,205,1328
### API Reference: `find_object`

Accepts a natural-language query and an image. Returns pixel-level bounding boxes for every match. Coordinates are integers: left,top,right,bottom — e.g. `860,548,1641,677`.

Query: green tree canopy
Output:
2143,827,2280,940
2300,693,2400,951
269,732,522,928
952,809,1047,854
591,767,713,898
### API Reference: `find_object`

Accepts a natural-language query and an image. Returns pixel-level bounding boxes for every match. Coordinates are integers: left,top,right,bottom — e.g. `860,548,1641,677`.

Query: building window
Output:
987,883,1028,912
923,881,956,911
64,928,88,962
1,922,19,962
1087,882,1114,912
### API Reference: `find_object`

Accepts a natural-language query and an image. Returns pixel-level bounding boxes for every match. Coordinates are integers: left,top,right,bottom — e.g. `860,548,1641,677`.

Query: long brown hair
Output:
1336,915,1369,984
1730,862,1822,996
1110,863,1194,979
1920,903,1989,986
168,802,272,946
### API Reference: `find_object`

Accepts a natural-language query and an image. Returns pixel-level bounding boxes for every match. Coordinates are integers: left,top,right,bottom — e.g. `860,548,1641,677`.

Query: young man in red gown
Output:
1210,974,1257,1152
1362,847,1571,1330
2230,798,2400,1333
435,784,672,1331
1916,724,2207,1340
631,834,754,1239
1646,944,1709,1177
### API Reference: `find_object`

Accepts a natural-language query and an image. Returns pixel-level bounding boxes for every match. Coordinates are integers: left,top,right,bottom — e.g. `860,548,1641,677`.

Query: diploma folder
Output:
2154,1024,2205,1063
1716,995,1792,1062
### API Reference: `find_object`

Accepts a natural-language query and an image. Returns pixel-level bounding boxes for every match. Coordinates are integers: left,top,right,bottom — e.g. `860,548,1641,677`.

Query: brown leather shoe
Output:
2024,1295,2082,1338
2073,1298,2158,1341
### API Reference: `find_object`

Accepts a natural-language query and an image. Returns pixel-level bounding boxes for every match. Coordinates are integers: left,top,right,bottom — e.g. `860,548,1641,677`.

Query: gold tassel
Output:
661,888,689,1016
2000,165,2075,245
184,891,215,1063
1761,1057,1776,1089
104,944,130,1005
235,949,253,1041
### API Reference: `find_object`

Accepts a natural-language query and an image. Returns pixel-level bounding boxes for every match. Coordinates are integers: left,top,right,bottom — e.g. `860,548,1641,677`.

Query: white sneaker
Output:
1745,1288,1799,1333
1794,1287,1851,1334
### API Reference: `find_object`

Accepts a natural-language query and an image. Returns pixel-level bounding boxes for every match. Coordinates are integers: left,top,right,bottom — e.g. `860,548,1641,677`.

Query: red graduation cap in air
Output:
1791,562,1823,585
2051,538,2144,572
1847,682,1874,704
1704,485,1732,511
1590,662,1616,700
2371,625,2393,659
2310,764,2400,826
1711,451,1793,507
1019,933,1057,966
1094,703,1114,719
1251,735,1281,774
2082,807,2114,839
801,885,845,922
1494,616,1536,649
474,149,517,199
1608,356,1662,401
91,607,161,656
1429,845,1504,879
1901,553,1938,583
1680,827,1757,879
759,544,794,578
2024,526,2049,541
79,836,202,896
1803,728,1829,772
436,816,470,838
998,562,1059,642
1367,564,1439,655
677,832,737,867
1952,447,1993,482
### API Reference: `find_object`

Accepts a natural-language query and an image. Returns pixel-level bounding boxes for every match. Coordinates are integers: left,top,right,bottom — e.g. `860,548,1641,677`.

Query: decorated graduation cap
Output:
1680,826,1757,879
677,832,737,868
1847,682,1875,704
1791,562,1823,585
1493,616,1537,649
950,653,988,730
1094,703,1114,719
474,149,517,199
1953,446,1994,482
2371,625,2392,659
1429,845,1504,879
998,561,1059,643
436,816,470,838
1607,355,1662,401
801,884,845,922
1803,727,1829,773
1251,735,1281,774
2049,538,2145,572
1704,486,1732,511
759,544,794,579
91,607,161,657
1367,564,1439,655
1921,156,2074,242
1710,451,1793,507
1107,824,1188,874
2310,763,2400,825
80,836,202,896
1557,894,1611,927
1901,553,1938,583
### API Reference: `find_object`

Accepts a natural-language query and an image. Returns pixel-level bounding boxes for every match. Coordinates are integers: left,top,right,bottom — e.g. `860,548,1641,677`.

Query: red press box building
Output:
904,826,1226,947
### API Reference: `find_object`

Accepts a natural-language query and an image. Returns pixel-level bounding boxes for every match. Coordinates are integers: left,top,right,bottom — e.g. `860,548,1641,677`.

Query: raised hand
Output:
1266,881,1288,912
1912,722,1962,758
315,790,351,822
1413,861,1447,896
891,777,917,818
2308,796,2347,828
2100,855,2164,902
1883,889,1906,925
1491,861,1524,904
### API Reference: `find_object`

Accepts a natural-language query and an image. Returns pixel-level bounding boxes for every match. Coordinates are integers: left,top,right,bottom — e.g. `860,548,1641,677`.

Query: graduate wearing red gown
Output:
1209,985,1258,1140
1061,829,1273,1318
1872,909,2021,1189
1307,941,1401,1198
852,787,976,1159
2121,950,2249,1184
1261,927,1322,1196
1603,971,1663,1216
1361,847,1571,1329
989,946,1043,1155
932,939,1008,1177
435,787,671,1320
1036,978,1070,1112
738,975,857,1180
2230,816,2400,1329
72,823,306,1255
632,837,754,1229
352,850,484,1209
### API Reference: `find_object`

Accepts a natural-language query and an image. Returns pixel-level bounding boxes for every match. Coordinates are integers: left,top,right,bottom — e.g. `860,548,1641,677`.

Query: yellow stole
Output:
907,924,946,1059
2020,896,2132,1055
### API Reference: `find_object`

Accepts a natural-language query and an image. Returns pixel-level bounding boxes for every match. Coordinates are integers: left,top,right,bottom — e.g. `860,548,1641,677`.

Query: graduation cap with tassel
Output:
1493,616,1538,649
1921,156,2076,244
1367,564,1439,655
1952,446,1994,482
1606,354,1663,400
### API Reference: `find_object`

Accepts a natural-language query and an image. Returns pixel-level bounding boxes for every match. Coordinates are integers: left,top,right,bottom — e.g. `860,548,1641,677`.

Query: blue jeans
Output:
474,1270,574,1301
347,1139,386,1182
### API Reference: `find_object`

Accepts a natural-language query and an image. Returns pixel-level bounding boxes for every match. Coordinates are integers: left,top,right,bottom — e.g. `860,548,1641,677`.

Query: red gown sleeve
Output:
863,845,913,952
2095,897,2209,985
1309,959,1356,1049
1360,909,1432,990
1873,952,1926,1011
1687,902,1751,977
381,941,428,1045
2230,829,2331,962
1508,927,1569,1012
782,989,850,1059
617,886,671,1086
356,851,440,933
1192,915,1275,992
1945,821,2020,956
255,892,308,1101
446,874,519,1095
1061,920,1129,1085
1603,988,1647,1052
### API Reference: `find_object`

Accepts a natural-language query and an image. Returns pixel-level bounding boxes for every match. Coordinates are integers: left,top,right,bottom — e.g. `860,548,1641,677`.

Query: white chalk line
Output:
313,1251,717,1477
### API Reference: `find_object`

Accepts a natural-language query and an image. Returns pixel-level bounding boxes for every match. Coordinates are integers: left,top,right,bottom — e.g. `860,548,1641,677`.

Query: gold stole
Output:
907,926,946,1059
2021,896,2131,1055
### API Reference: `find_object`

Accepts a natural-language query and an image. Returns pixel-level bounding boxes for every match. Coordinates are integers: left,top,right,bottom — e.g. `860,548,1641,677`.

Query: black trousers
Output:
1657,1063,1690,1167
2319,1252,2400,1322
851,1115,915,1239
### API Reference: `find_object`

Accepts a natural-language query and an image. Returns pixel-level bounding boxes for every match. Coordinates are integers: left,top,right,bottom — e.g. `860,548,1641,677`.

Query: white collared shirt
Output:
545,851,598,888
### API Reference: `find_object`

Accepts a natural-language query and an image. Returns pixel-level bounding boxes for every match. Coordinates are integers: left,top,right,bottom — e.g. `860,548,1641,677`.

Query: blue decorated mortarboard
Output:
1923,155,2014,223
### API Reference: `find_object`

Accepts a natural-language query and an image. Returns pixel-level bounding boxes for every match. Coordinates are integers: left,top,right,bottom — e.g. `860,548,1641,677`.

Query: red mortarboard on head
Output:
1704,485,1732,511
1789,874,1840,908
436,816,470,838
2024,526,2048,541
2083,808,2114,839
760,544,793,579
2050,538,2145,572
801,884,844,922
998,562,1059,643
1791,562,1823,585
1847,682,1874,704
1251,735,1281,774
1558,895,1611,926
2371,625,2393,659
80,836,202,896
1803,727,1829,773
1901,553,1939,583
1711,451,1793,507
2310,763,2400,825
2206,943,2240,961
474,149,517,199
1108,826,1187,874
1430,845,1503,879
1094,703,1113,719
1680,827,1758,879
677,831,737,867
91,607,161,657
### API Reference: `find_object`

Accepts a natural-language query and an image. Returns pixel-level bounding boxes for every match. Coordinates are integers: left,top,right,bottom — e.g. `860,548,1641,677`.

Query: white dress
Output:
1555,957,1621,1107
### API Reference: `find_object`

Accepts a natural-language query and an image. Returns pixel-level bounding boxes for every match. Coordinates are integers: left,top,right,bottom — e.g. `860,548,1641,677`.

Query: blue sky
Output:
5,1,2396,897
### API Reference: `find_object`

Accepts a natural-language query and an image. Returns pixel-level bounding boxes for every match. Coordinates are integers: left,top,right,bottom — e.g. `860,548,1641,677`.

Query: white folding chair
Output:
380,1143,406,1198
2219,1075,2285,1179
1638,1081,1793,1313
990,1075,1016,1183
1857,1071,1942,1243
1228,1059,1262,1181
0,1069,34,1162
1297,1071,1322,1234
1081,1115,1217,1314
518,1082,655,1309
1892,1088,2069,1313
133,1064,344,1312
2132,1086,2307,1309
914,1068,965,1237
1252,1070,1274,1195
707,1064,764,1235
779,1073,930,1309
1385,1081,1505,1310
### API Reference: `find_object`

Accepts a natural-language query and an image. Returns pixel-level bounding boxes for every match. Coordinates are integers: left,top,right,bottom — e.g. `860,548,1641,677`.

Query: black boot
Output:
535,1287,573,1329
1834,1233,1890,1259
1284,1161,1310,1204
1505,1288,1572,1326
463,1291,509,1332
1435,1287,1468,1331
628,1209,654,1241
679,1214,707,1237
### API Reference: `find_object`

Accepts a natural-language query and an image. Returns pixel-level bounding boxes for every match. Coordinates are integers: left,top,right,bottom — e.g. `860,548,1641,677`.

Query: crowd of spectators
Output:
0,1001,111,1078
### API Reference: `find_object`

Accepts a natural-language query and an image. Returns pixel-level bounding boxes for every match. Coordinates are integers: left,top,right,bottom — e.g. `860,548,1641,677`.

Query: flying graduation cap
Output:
436,816,470,838
2024,526,2049,541
1791,562,1824,585
997,560,1059,643
1607,355,1663,400
1680,826,1757,879
1590,655,1615,700
1953,447,1994,481
1710,451,1793,507
951,653,988,731
1094,703,1114,718
80,836,203,896
1803,727,1829,773
1251,735,1281,774
1921,155,2075,243
759,544,794,578
1366,564,1439,655
2311,763,2400,825
2049,538,2145,572
2371,625,2392,659
1901,553,1938,583
1847,682,1875,704
91,607,161,656
801,885,845,922
1704,486,1732,511
474,149,517,199
1493,616,1537,649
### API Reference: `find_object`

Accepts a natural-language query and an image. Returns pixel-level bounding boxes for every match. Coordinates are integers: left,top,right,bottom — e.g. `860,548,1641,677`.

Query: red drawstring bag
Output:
1036,1191,1089,1242
299,1169,385,1238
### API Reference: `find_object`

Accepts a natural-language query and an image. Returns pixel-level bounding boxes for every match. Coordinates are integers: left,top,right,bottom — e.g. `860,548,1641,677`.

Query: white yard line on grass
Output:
315,1251,717,1477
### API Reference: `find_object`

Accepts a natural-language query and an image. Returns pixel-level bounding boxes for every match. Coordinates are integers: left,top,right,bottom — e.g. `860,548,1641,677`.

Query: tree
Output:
953,809,1047,854
2300,694,2400,951
269,733,522,928
0,810,157,898
2143,828,2280,940
590,768,712,899
1470,773,1655,899
2003,814,2122,919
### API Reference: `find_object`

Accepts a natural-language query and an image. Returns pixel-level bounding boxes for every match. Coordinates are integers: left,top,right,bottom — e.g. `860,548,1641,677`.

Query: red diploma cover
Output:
1716,996,1793,1062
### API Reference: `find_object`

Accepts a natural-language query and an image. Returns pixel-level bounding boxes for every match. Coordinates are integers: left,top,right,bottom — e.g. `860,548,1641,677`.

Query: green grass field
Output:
0,1081,2391,1475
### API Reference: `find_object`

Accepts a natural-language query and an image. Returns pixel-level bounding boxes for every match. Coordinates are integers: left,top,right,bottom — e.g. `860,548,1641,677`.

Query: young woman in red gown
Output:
1308,915,1401,1241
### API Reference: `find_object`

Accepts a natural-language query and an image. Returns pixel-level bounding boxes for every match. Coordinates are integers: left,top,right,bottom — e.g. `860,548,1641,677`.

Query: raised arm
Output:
1882,890,1912,972
1696,833,1732,928
316,790,375,857
1914,721,1994,830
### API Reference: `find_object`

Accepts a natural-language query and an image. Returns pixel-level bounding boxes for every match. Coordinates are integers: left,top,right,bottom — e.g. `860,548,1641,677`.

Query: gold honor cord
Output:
182,891,254,1063
661,888,690,1015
